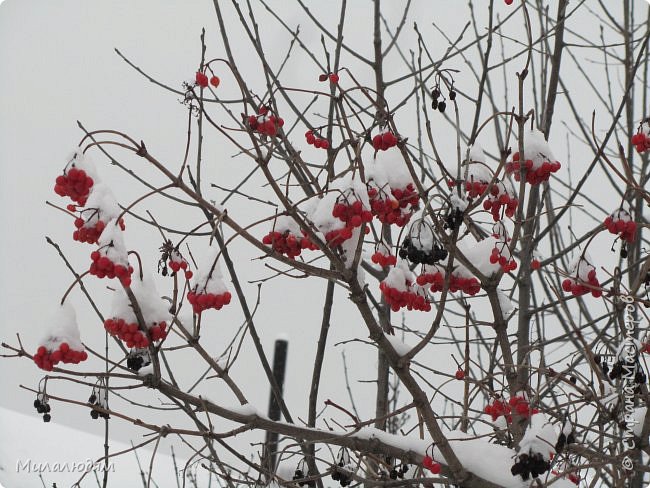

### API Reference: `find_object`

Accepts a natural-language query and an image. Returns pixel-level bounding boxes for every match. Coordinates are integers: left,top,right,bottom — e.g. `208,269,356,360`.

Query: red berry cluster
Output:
333,200,373,228
464,178,488,199
74,218,105,244
422,456,441,475
490,245,517,272
506,152,561,185
371,251,397,267
562,268,601,298
367,184,419,227
326,199,372,246
305,130,330,149
631,132,650,153
372,131,398,151
54,167,94,206
449,274,481,295
247,106,285,137
416,271,445,292
325,227,355,247
73,217,125,245
104,319,150,348
90,250,134,287
484,396,539,423
33,343,88,371
604,212,637,243
379,281,431,312
263,230,318,259
169,258,193,280
195,71,220,88
482,184,518,222
187,290,232,314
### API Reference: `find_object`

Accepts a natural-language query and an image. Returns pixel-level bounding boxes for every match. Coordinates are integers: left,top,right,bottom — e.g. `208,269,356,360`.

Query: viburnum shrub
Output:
7,3,650,487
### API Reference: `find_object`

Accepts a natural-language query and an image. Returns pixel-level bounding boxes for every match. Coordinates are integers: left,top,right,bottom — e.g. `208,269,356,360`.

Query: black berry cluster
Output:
88,389,110,420
33,393,52,423
510,453,550,481
555,430,576,453
127,349,151,373
431,85,455,114
398,237,447,265
331,449,353,487
331,465,352,487
608,359,647,393
292,468,315,487
387,459,409,480
444,207,464,231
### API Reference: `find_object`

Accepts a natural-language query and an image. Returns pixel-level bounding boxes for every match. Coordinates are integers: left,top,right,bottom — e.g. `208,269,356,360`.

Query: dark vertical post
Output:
264,339,288,475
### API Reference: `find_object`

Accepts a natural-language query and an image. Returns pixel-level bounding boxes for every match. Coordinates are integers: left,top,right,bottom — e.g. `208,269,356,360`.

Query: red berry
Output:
329,73,339,84
209,75,220,88
195,71,209,88
455,369,465,380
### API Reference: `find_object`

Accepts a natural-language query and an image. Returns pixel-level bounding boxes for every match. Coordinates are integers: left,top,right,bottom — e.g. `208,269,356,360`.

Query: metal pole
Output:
264,339,288,475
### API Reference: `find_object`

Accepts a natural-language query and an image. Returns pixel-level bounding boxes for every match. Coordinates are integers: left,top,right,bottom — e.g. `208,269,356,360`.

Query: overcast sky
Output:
1,1,648,487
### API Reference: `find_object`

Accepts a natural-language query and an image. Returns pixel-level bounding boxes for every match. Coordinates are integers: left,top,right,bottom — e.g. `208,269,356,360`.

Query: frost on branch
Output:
33,303,88,371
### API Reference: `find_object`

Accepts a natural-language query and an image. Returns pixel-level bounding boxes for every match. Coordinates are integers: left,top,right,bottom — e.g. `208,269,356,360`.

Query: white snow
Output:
497,289,514,316
192,247,230,295
97,219,129,267
517,414,557,461
39,303,84,352
65,147,100,182
108,273,170,327
370,150,414,189
384,333,411,356
521,130,556,169
81,183,120,227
